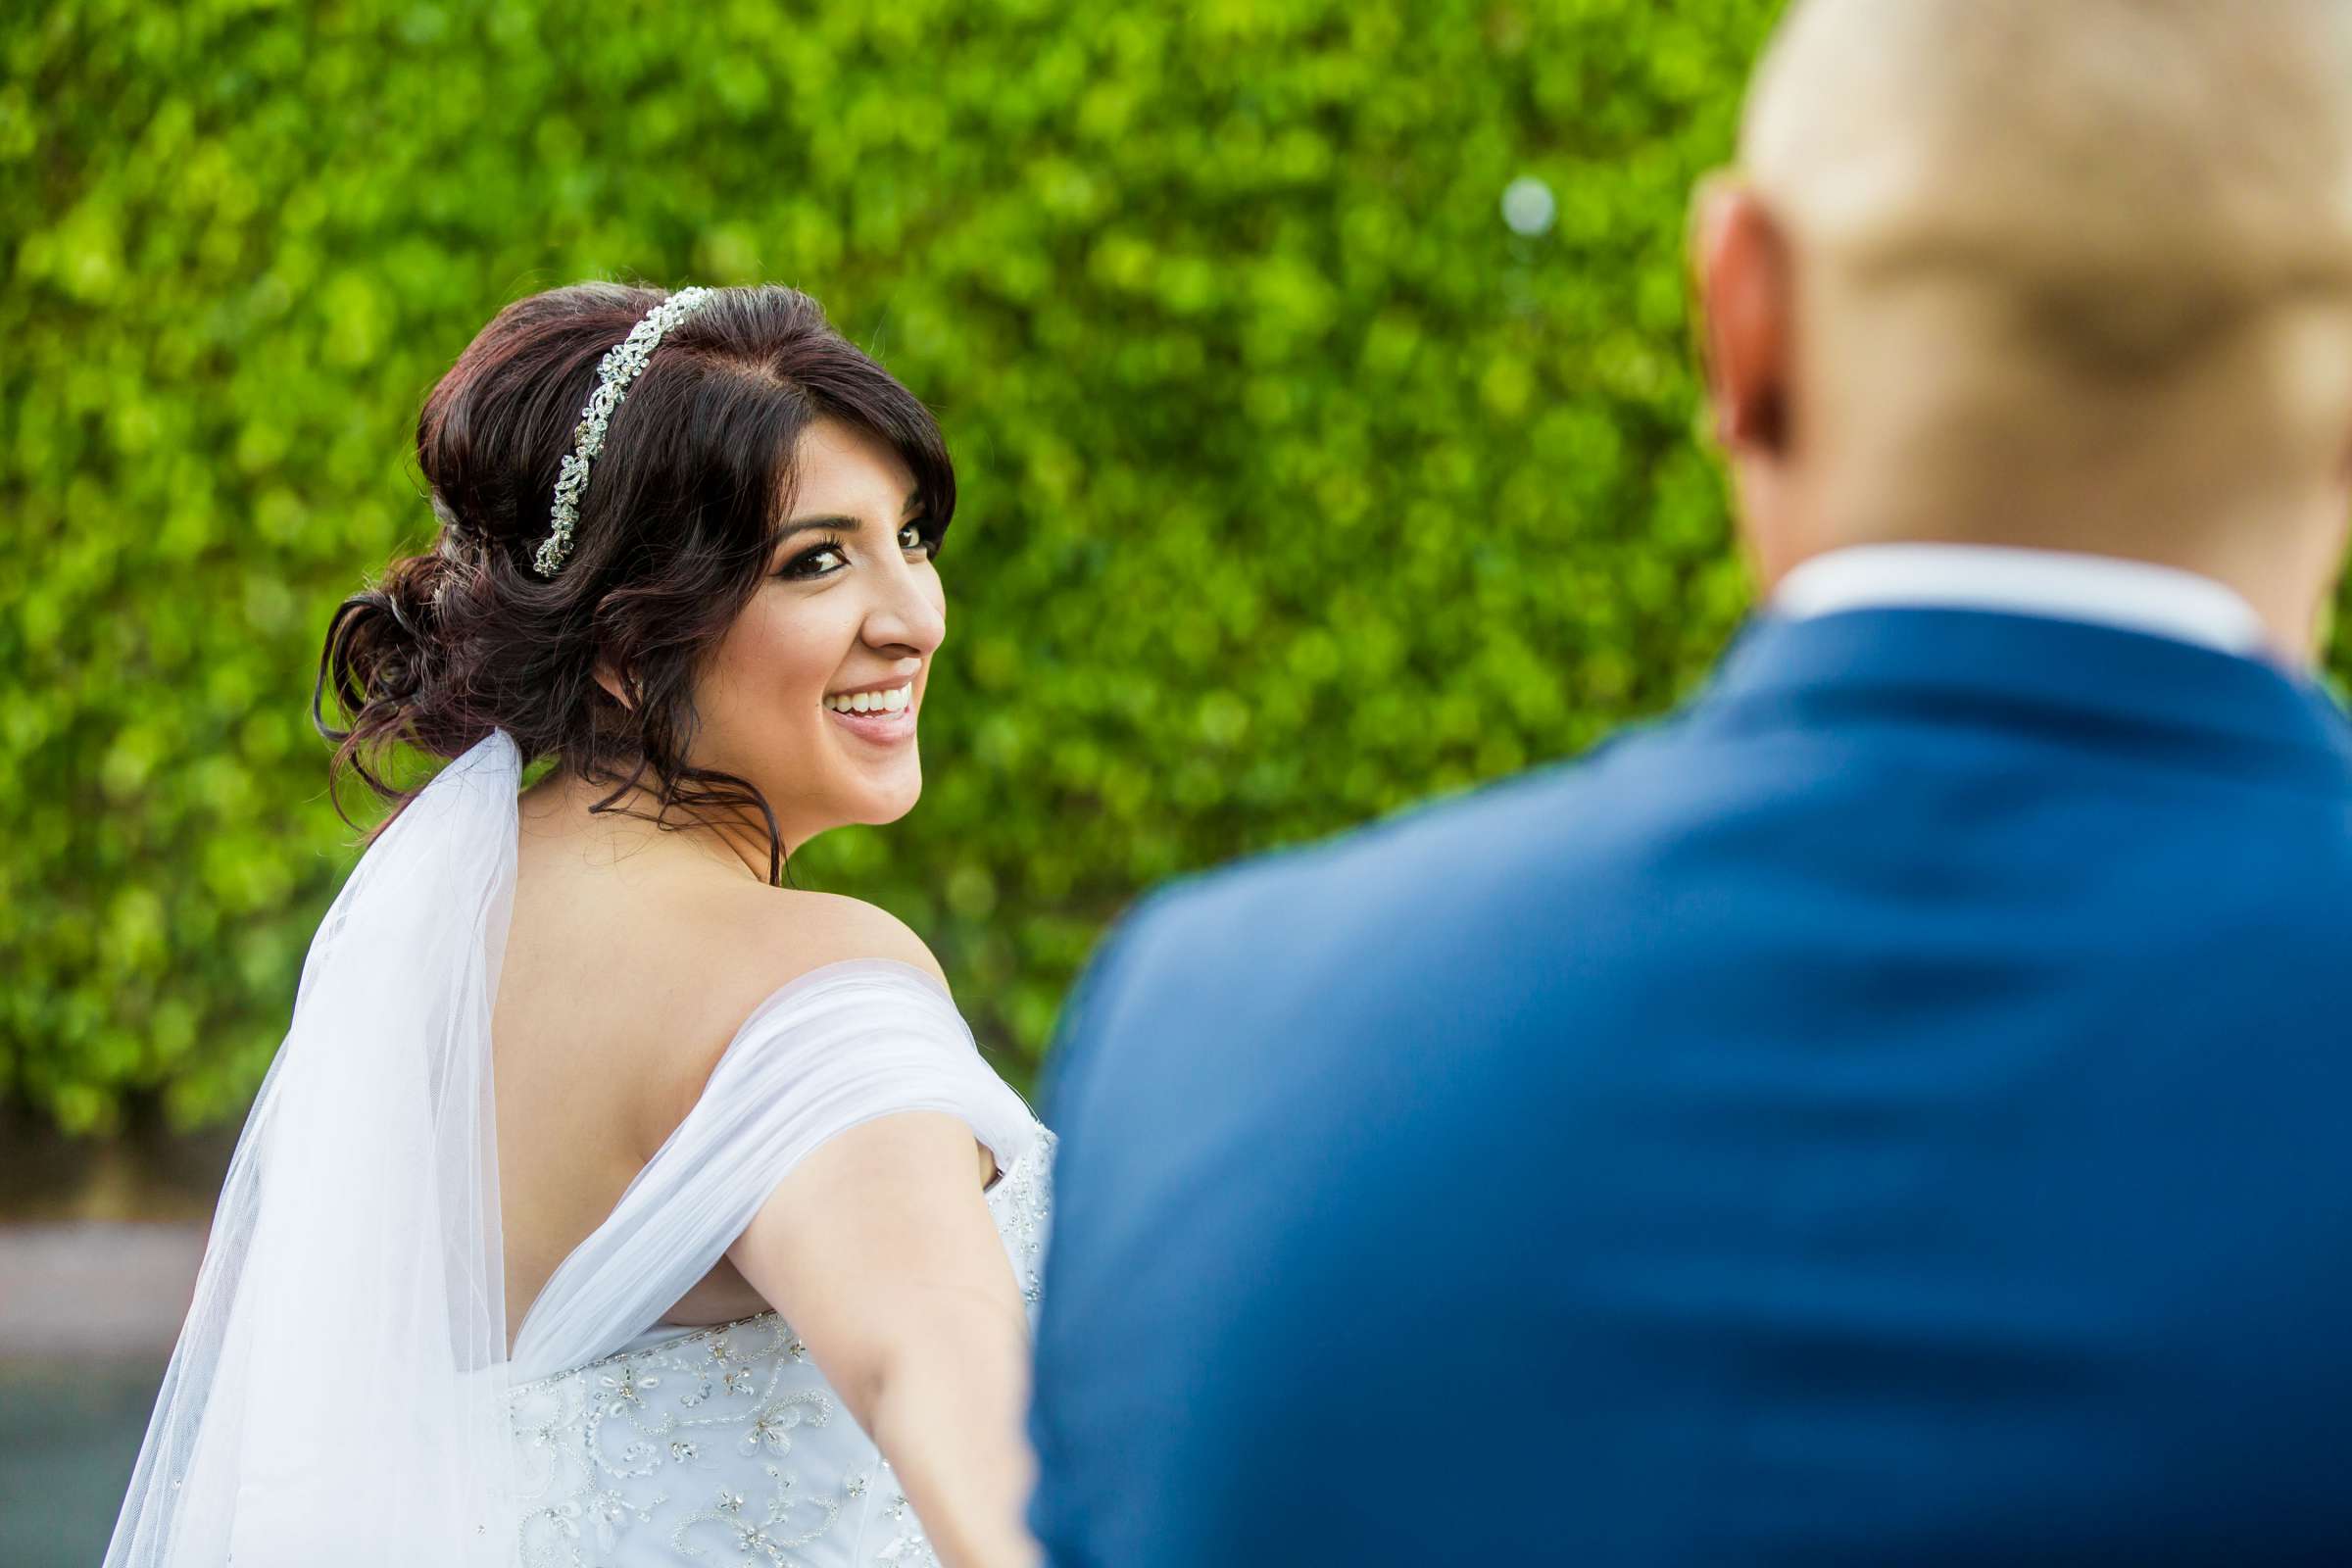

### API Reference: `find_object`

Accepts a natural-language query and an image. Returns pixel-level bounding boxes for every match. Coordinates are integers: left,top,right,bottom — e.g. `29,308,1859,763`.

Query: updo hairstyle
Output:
314,282,956,881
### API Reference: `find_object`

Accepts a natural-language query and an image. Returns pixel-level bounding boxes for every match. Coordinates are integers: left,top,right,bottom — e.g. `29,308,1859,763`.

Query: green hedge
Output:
4,0,1785,1133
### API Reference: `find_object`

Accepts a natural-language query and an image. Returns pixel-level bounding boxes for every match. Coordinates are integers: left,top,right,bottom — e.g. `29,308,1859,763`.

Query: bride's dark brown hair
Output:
315,281,956,882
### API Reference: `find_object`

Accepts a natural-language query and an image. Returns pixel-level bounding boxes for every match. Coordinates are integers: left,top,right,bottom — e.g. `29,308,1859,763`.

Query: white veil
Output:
107,730,524,1567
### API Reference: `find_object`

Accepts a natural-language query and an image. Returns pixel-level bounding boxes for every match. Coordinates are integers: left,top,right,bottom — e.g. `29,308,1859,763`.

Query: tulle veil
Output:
106,730,525,1567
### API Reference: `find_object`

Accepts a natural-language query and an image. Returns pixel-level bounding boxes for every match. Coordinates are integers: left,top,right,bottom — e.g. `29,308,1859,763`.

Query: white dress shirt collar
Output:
1772,543,2269,659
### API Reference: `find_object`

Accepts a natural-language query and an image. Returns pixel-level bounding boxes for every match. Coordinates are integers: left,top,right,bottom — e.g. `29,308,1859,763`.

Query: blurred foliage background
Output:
5,0,1785,1134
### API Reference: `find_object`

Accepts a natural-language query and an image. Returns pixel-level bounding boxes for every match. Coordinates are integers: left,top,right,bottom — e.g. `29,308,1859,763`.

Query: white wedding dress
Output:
505,959,1054,1567
107,731,1053,1568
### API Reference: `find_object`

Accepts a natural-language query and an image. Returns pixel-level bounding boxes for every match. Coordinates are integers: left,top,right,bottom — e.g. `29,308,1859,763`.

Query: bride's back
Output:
492,786,735,1343
489,771,943,1344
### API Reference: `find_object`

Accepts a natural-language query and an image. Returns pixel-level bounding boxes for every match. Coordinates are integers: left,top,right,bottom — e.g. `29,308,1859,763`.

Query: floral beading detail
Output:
532,285,715,576
673,1464,843,1563
507,1127,1054,1567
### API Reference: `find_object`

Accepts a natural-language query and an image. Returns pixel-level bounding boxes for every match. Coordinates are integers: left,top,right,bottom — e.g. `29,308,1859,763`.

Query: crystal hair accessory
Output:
531,285,716,577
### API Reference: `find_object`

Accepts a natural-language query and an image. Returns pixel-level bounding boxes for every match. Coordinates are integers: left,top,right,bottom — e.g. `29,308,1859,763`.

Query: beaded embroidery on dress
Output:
500,956,1052,1568
508,1133,1053,1567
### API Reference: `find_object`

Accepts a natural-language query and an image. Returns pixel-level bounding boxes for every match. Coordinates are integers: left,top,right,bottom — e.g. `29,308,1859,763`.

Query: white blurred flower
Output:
1500,175,1557,237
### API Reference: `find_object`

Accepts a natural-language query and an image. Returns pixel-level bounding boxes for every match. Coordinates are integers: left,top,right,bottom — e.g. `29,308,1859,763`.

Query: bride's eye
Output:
899,517,942,558
777,538,851,580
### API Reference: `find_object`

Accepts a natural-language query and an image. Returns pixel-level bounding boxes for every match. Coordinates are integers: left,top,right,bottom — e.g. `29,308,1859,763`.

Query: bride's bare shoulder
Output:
722,885,948,991
628,887,949,1152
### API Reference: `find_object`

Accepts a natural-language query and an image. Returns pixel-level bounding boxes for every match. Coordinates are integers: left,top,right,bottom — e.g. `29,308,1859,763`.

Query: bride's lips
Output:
822,682,918,746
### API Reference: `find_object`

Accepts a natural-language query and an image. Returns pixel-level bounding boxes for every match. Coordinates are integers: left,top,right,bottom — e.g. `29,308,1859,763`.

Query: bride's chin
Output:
847,772,923,826
789,767,920,832
855,783,922,826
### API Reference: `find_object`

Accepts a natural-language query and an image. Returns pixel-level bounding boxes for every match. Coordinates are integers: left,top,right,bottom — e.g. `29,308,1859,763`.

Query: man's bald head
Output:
1697,0,2352,655
1743,0,2352,372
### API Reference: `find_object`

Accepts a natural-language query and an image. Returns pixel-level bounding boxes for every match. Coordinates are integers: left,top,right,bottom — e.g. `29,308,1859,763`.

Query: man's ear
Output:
1690,172,1794,459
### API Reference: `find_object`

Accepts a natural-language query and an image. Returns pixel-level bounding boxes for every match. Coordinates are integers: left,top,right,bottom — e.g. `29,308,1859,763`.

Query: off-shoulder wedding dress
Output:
505,959,1053,1567
106,731,1052,1568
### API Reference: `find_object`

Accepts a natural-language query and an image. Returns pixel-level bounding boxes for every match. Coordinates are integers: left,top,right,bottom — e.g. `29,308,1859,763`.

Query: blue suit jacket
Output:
1029,609,2352,1564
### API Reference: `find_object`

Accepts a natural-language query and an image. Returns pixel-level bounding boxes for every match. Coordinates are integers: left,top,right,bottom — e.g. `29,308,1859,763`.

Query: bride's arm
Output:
729,1110,1040,1568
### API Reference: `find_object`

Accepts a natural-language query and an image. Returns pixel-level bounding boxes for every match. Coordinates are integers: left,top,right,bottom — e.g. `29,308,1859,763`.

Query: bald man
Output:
1029,2,2352,1561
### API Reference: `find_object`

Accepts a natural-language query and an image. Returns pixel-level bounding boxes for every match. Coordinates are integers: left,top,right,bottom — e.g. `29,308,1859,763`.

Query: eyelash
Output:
775,519,942,581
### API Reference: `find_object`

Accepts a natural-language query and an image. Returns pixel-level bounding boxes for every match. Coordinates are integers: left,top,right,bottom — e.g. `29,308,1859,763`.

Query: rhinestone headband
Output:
532,286,716,576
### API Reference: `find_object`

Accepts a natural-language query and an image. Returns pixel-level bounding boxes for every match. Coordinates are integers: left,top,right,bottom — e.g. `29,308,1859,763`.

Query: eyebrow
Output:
776,488,925,541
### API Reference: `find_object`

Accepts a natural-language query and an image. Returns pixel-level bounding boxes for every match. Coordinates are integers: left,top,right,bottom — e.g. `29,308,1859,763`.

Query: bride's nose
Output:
859,559,946,658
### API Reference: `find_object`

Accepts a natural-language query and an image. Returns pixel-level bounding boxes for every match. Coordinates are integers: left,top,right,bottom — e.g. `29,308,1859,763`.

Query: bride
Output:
106,283,1052,1567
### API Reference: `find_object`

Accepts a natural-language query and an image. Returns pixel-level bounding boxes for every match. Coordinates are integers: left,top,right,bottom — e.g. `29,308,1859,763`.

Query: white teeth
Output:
824,683,913,715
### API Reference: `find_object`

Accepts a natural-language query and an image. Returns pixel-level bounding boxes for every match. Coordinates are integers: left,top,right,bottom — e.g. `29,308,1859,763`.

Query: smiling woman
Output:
108,283,1053,1568
317,281,959,886
690,417,949,855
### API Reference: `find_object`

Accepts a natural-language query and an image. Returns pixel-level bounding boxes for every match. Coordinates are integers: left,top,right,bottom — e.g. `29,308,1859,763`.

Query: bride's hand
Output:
729,1109,1042,1568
